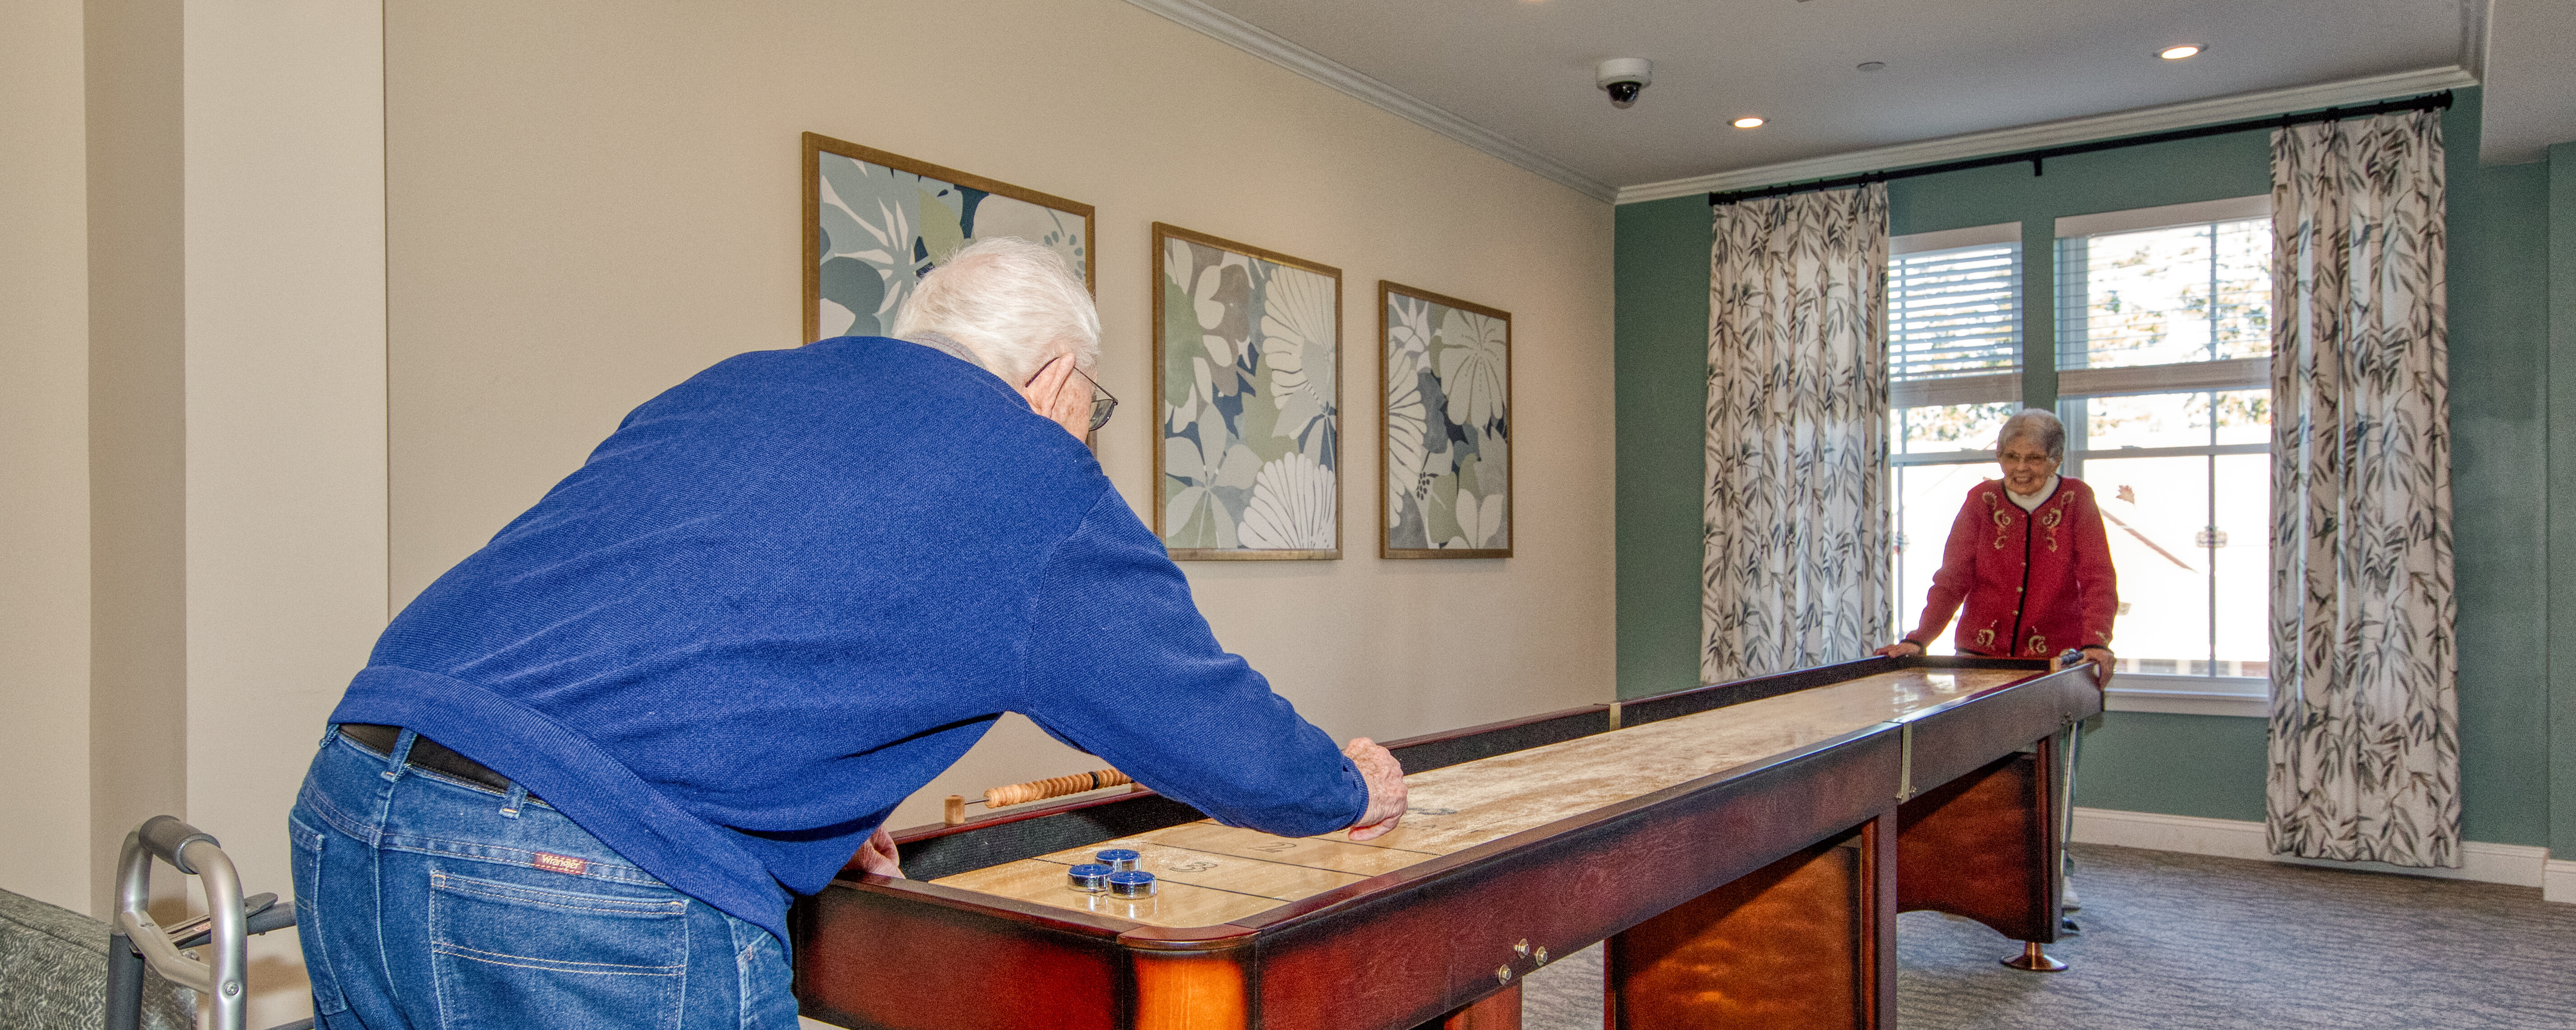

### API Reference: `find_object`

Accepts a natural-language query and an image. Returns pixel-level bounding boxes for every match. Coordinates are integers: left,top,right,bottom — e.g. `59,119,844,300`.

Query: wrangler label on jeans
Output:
531,852,588,876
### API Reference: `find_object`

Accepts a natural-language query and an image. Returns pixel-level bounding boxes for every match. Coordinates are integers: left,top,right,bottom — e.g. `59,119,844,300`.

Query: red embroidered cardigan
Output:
1905,476,2118,658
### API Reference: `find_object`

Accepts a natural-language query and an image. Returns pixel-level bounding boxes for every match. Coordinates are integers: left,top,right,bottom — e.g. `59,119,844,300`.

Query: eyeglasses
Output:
1072,366,1117,433
1026,358,1117,433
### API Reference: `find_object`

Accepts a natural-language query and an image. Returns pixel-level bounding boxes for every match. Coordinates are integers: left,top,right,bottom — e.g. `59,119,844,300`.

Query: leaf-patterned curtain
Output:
1703,185,1891,683
2266,110,2459,868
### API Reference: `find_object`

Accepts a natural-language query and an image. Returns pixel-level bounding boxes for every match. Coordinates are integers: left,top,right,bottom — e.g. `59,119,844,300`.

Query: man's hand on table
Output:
1343,737,1408,842
1874,641,1926,658
856,826,905,879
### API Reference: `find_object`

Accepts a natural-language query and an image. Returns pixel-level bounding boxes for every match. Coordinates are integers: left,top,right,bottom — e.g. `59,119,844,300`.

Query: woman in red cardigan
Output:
1877,409,2118,686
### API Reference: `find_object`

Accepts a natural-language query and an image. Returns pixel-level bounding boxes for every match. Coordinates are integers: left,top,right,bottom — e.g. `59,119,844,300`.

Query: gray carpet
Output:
1519,844,2576,1029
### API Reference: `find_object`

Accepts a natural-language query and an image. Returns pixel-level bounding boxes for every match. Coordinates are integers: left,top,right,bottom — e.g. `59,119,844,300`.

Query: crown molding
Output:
1615,65,2480,205
2458,0,2490,81
1121,0,1619,203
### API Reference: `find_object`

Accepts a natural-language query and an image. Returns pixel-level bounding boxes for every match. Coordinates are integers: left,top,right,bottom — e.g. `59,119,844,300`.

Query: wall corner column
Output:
180,0,390,1020
2547,139,2576,903
0,0,100,915
84,0,192,919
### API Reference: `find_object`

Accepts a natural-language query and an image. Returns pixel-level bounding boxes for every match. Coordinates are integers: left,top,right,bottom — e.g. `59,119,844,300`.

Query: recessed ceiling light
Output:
1732,116,1765,129
2159,44,2203,60
1857,61,1886,72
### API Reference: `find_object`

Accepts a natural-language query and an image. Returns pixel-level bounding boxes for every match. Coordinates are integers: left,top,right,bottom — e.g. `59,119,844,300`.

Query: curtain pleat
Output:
2265,110,2459,868
1703,185,1891,683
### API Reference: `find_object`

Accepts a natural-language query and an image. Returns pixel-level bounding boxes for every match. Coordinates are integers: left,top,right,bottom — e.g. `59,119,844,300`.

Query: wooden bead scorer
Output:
944,768,1137,825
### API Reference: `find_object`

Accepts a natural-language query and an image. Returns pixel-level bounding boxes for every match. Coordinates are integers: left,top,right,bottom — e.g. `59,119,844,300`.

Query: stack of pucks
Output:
1105,870,1157,898
1095,849,1141,871
1065,864,1114,893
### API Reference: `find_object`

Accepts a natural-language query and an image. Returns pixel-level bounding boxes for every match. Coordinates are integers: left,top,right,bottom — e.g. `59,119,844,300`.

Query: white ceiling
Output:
1176,0,2478,194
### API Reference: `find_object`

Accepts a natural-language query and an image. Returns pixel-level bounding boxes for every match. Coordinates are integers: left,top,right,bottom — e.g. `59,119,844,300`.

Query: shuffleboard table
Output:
790,655,2101,1030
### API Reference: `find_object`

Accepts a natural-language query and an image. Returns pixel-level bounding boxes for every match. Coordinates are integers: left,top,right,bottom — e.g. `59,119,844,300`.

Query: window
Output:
2053,197,2271,694
1886,224,2021,654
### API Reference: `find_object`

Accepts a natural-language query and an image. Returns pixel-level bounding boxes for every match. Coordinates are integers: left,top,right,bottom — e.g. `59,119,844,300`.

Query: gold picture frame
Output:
1380,281,1512,559
1151,223,1343,561
802,132,1095,345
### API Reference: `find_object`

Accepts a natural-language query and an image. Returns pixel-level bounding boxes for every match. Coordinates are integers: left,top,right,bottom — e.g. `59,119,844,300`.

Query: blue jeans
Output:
289,727,799,1030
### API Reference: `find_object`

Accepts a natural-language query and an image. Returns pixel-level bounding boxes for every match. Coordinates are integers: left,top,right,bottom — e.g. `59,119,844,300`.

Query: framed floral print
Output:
1152,223,1342,560
1381,282,1510,559
803,132,1095,343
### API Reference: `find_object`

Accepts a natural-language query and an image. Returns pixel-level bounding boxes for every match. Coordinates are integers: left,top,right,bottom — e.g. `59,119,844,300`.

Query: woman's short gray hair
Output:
889,237,1100,384
1998,408,2066,460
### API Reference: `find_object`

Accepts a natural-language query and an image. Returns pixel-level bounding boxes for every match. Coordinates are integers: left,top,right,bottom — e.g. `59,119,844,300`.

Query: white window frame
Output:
1886,225,2026,665
2054,195,2274,716
2103,676,2268,717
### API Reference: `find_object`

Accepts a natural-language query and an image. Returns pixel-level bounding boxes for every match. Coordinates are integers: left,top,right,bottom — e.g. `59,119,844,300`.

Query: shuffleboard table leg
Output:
1894,741,2068,969
2000,941,2068,972
1132,948,1251,1030
1412,981,1520,1030
1603,818,1889,1029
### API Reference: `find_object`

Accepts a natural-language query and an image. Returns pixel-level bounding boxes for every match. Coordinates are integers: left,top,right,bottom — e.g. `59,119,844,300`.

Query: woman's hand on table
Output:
1875,641,1925,658
2079,647,2116,688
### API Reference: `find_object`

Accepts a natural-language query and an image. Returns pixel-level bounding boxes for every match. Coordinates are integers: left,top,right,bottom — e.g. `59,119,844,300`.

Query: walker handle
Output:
137,815,219,875
115,818,251,1030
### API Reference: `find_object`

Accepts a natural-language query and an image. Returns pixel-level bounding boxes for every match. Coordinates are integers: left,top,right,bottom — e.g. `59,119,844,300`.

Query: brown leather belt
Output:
339,724,536,803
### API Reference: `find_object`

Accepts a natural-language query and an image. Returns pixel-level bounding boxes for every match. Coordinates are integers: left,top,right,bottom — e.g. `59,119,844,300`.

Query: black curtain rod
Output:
1707,90,2452,207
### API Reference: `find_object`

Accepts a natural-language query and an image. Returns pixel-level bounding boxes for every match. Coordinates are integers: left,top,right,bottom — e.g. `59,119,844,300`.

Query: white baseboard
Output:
2547,859,2576,904
2071,807,2556,891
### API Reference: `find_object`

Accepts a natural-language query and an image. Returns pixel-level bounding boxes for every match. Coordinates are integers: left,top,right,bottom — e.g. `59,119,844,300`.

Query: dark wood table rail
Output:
791,656,2101,1030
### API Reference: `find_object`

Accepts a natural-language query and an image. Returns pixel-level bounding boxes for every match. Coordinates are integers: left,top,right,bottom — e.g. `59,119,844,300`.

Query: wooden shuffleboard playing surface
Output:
931,666,2028,927
797,656,2102,1030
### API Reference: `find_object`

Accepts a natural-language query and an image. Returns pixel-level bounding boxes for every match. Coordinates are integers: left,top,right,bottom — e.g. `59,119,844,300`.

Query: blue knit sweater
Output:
328,336,1368,945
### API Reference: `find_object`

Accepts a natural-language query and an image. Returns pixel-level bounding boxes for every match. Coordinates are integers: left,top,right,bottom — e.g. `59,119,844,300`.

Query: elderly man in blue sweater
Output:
289,238,1407,1030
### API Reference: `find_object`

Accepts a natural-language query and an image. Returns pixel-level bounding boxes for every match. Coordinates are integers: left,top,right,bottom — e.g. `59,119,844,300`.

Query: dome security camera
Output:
1597,58,1653,109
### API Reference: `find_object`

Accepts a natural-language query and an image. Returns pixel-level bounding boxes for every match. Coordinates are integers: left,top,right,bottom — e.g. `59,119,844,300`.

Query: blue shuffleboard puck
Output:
1066,864,1113,893
1095,849,1141,871
1106,870,1157,898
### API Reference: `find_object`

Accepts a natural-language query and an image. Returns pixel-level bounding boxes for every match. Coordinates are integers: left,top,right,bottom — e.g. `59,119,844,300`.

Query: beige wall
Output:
1,0,95,915
0,3,385,1025
387,0,1617,827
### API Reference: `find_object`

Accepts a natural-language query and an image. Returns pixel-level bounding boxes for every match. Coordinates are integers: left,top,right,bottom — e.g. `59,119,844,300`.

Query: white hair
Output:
888,237,1099,384
1998,407,2066,460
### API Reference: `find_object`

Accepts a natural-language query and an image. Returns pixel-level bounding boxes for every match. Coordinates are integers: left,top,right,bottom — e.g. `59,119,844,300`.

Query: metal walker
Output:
107,815,314,1030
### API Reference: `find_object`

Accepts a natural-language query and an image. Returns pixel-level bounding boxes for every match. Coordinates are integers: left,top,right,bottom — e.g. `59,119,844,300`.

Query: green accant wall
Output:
2446,95,2552,848
1614,197,1713,698
1613,88,2562,845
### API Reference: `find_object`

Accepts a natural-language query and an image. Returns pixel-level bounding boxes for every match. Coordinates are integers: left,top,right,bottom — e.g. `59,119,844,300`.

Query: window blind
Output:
1886,242,2020,407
